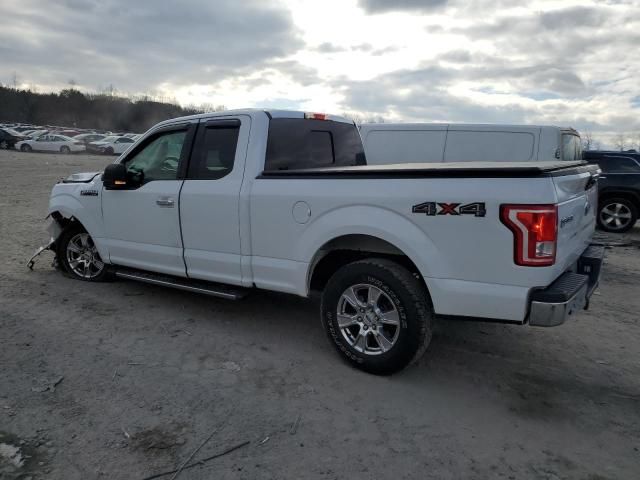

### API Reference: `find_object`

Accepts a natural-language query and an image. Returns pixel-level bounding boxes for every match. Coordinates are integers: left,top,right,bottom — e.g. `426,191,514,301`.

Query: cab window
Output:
187,123,240,180
562,134,582,161
123,130,187,183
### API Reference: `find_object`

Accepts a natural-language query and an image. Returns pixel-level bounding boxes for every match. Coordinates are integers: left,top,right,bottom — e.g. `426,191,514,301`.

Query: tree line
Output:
0,86,219,133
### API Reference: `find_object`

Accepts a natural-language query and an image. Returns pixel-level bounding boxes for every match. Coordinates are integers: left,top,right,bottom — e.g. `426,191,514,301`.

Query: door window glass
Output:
599,157,640,173
123,130,187,183
188,125,239,180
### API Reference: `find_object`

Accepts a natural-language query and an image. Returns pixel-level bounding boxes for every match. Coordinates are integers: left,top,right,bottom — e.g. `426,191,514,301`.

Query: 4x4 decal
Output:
412,202,486,217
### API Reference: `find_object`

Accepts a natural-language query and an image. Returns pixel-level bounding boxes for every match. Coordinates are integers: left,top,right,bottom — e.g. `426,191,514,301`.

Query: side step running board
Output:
114,267,248,300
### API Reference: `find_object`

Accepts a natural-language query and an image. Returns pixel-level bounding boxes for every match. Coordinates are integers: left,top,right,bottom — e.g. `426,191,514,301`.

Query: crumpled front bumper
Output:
528,245,604,327
26,219,63,270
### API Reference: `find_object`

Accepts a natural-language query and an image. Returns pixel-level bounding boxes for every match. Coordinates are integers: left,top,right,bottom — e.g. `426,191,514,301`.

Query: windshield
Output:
101,136,119,142
562,134,582,161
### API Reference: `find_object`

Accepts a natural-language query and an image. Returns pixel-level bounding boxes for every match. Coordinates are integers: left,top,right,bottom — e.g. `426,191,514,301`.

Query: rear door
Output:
179,116,250,285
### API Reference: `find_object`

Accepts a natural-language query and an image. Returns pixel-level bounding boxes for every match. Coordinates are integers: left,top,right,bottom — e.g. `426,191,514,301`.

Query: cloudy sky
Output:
1,0,639,144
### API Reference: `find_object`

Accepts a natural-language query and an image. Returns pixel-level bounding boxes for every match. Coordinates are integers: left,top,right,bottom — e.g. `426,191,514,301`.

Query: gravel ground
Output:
1,149,639,480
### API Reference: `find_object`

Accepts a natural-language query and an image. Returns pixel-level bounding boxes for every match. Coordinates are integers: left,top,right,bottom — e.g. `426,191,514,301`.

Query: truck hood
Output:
62,171,102,183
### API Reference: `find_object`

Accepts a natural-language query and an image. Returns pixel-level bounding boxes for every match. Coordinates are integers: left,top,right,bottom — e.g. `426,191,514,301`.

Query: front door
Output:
101,123,196,276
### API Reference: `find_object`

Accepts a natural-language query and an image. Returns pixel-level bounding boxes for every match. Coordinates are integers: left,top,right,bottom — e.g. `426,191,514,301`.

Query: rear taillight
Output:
500,204,558,266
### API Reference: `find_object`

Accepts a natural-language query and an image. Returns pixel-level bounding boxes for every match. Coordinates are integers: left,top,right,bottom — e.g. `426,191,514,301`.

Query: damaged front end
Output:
26,215,64,270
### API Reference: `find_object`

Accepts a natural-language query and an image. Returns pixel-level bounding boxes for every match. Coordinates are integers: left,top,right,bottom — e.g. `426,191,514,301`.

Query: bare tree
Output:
581,131,594,151
631,131,640,152
613,133,627,151
11,72,18,90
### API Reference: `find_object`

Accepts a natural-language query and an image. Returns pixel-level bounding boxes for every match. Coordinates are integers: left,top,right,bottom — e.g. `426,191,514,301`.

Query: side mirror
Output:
103,163,128,189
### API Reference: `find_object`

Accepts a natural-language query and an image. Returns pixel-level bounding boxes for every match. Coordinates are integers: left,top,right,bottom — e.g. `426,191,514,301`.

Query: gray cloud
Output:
315,42,347,53
0,0,302,92
359,0,448,14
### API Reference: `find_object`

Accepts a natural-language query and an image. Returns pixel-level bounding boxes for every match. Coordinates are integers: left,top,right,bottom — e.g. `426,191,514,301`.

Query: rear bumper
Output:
528,245,604,327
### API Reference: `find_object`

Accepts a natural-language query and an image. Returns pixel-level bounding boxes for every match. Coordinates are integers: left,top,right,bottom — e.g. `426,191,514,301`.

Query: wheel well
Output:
50,212,87,236
308,234,424,292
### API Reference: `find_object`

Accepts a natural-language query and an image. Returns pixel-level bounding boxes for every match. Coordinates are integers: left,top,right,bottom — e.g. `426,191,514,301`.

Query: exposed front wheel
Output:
60,145,71,154
597,198,637,233
0,140,8,149
56,225,110,281
104,147,114,155
321,258,433,375
21,144,32,152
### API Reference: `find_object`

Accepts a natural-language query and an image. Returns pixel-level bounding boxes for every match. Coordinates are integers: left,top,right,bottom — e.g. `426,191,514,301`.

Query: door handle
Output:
156,197,175,207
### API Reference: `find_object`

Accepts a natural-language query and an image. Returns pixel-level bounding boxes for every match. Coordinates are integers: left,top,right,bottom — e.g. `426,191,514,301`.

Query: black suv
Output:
583,150,640,233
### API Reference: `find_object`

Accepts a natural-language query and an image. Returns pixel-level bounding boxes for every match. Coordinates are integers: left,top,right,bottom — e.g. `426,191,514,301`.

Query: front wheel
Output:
320,258,433,375
60,145,71,154
21,144,32,152
56,225,110,281
597,197,638,233
104,147,114,155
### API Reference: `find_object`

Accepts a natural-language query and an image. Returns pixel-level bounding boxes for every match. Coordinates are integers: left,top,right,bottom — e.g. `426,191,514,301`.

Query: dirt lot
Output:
0,149,639,480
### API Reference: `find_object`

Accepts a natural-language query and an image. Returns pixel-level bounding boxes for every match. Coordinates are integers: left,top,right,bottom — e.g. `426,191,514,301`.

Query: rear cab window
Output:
265,118,366,171
562,134,582,161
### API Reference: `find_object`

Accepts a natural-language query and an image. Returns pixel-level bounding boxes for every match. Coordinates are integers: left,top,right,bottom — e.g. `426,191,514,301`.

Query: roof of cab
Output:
155,109,352,128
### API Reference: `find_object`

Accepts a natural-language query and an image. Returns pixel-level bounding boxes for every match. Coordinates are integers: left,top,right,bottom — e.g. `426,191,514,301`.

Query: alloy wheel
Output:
65,233,105,279
337,283,400,355
600,202,633,230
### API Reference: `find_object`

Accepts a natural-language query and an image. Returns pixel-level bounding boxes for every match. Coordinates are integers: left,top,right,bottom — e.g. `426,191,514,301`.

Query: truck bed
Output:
259,161,597,178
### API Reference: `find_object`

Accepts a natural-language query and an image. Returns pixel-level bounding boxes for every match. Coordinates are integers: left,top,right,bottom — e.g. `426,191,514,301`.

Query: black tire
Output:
0,140,8,149
597,197,638,233
105,147,114,155
320,258,433,375
56,224,111,282
21,144,32,152
60,145,71,154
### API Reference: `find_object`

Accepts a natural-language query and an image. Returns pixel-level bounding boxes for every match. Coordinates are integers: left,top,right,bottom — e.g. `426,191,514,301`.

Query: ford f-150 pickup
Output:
39,109,604,374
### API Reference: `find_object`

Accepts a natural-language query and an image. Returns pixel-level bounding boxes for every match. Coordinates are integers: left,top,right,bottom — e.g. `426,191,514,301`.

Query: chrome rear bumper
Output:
528,245,604,327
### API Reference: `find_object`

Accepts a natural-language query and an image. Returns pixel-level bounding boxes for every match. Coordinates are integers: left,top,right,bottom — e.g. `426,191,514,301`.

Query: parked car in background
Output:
360,123,582,165
27,129,49,139
73,133,106,146
12,125,36,133
87,135,136,155
16,134,86,154
0,128,26,149
583,151,640,232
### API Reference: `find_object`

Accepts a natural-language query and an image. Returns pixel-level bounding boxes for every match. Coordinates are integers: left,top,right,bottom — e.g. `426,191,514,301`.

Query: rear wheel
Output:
320,258,433,375
21,144,32,152
597,197,637,233
60,145,71,154
56,224,110,281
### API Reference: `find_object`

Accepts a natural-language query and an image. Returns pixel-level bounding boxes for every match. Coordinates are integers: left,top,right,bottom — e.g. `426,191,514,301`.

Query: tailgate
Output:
553,166,599,272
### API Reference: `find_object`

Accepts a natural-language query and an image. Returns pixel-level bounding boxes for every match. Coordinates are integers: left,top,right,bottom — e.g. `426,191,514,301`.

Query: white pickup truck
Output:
39,109,604,374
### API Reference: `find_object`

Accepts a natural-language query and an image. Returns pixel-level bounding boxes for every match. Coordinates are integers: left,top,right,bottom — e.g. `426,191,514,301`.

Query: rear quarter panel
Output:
249,176,570,320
